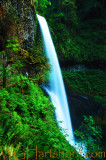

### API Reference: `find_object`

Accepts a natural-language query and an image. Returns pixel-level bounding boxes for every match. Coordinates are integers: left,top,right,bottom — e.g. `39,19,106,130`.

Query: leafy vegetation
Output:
63,70,106,142
0,79,85,160
45,0,105,66
34,0,51,15
0,0,105,159
0,37,50,88
74,116,102,158
62,70,106,107
0,33,84,159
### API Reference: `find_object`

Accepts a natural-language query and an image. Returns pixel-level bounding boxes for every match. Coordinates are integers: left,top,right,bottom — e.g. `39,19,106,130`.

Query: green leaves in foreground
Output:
0,80,85,160
74,116,102,157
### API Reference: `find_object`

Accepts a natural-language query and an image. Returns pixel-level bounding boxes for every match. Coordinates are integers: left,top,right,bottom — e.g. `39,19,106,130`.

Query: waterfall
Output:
37,14,89,159
37,14,74,145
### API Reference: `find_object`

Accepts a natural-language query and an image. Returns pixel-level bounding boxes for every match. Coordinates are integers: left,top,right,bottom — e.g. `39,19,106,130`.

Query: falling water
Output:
37,14,89,159
37,14,74,144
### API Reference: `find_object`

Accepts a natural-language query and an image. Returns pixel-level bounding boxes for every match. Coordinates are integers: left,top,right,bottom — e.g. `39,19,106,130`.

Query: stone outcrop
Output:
0,0,36,49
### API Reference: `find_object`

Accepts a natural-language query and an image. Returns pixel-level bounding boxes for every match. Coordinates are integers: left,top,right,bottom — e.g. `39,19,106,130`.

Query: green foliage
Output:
0,80,85,160
48,25,105,63
6,37,19,51
0,37,22,87
72,28,106,63
62,70,106,107
74,116,102,156
0,36,50,87
27,48,50,76
44,0,105,65
35,0,51,15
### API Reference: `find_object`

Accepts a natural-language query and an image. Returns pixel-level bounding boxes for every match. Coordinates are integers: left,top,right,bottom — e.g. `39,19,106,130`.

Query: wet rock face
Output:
1,0,36,49
65,81,106,147
11,0,35,49
64,81,101,130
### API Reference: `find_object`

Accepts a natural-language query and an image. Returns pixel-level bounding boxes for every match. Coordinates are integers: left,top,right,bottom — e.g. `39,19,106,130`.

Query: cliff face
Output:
0,0,36,50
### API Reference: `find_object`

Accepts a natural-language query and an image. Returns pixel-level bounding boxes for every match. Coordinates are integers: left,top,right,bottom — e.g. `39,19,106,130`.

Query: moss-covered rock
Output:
0,0,36,50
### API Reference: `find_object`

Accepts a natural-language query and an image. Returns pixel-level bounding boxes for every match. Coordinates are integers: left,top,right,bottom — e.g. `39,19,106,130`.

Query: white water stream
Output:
37,14,74,144
37,14,88,159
